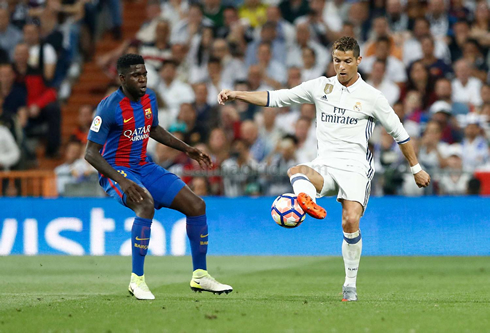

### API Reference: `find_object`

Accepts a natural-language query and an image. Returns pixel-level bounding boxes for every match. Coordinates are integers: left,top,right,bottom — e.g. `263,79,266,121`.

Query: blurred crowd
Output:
2,0,490,197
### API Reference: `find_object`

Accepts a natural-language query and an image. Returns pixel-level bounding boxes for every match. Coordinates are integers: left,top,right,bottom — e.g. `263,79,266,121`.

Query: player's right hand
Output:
414,170,431,188
217,89,237,105
120,179,146,203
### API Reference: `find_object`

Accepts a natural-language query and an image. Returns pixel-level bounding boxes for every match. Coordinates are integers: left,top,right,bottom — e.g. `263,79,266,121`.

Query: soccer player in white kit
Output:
217,37,431,301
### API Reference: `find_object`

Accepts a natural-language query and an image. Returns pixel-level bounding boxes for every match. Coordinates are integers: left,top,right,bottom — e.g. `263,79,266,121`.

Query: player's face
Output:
332,50,361,86
121,64,147,99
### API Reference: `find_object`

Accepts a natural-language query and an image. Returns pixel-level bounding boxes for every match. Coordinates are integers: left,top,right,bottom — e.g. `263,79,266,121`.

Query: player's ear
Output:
119,73,125,84
356,56,362,66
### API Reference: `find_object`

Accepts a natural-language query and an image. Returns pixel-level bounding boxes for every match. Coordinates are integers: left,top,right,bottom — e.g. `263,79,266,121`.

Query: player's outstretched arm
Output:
398,141,431,188
84,140,146,202
150,126,212,169
217,89,268,106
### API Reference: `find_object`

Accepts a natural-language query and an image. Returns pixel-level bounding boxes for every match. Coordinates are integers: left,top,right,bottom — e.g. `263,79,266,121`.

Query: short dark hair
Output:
332,36,360,58
117,54,144,74
282,134,299,145
376,36,391,46
161,59,178,68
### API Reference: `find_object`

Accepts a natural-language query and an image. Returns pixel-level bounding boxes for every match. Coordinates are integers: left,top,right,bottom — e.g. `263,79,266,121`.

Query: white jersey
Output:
267,74,409,178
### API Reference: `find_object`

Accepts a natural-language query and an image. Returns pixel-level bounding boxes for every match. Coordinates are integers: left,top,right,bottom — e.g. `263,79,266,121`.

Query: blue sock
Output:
186,215,208,271
131,217,152,276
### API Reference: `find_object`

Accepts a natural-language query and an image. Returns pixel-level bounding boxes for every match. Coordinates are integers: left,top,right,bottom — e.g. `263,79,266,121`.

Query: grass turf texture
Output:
0,256,489,333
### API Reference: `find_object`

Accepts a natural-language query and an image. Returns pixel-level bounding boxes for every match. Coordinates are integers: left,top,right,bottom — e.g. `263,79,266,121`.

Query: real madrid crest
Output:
354,102,362,112
145,108,152,119
324,84,334,94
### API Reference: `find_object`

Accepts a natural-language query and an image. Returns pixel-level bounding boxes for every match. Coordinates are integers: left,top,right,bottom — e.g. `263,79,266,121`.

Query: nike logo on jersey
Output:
135,236,149,241
200,234,208,238
123,117,133,123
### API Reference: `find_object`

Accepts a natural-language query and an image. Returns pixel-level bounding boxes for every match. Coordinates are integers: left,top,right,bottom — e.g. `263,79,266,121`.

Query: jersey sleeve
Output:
373,93,410,144
87,101,116,145
267,77,320,107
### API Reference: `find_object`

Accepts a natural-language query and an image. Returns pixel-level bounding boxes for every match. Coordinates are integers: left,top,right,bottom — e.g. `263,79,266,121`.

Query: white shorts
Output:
299,158,372,210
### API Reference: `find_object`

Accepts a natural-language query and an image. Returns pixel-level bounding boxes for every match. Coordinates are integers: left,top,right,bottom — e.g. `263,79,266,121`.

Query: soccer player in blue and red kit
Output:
85,54,232,300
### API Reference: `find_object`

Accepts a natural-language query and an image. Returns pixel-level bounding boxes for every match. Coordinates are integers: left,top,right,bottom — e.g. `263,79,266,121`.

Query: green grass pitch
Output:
1,256,489,332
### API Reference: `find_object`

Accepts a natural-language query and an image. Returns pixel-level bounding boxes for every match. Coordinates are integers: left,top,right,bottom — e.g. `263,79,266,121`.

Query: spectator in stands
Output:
12,43,61,158
366,60,400,106
97,40,141,83
295,116,316,163
247,64,271,91
405,60,437,109
286,22,329,71
403,17,450,65
203,0,224,27
245,21,286,66
156,59,195,126
254,42,286,89
264,6,296,46
190,176,210,196
301,47,323,81
469,1,490,50
392,101,420,138
279,0,309,24
437,143,470,195
480,84,490,106
23,22,57,83
363,16,402,60
417,35,453,79
171,3,213,45
208,127,230,166
256,107,282,155
264,134,299,196
231,80,257,120
240,119,267,162
0,121,21,170
135,0,163,44
287,66,302,89
219,104,240,141
70,105,93,144
448,19,470,62
0,8,23,61
385,0,409,33
139,20,172,72
188,26,214,84
215,6,253,41
221,138,259,197
480,103,490,139
0,62,27,118
170,43,191,82
192,82,219,128
176,103,209,145
54,140,94,195
451,59,483,109
294,0,338,47
434,77,469,115
373,127,404,194
160,0,189,30
205,57,229,105
360,37,407,85
239,0,267,28
426,0,455,39
461,113,488,172
418,120,449,172
212,38,247,87
429,101,463,144
461,39,488,82
345,1,370,42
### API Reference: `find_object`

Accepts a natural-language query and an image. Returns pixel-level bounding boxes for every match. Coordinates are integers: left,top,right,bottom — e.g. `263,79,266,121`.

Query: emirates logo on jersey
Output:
124,125,151,141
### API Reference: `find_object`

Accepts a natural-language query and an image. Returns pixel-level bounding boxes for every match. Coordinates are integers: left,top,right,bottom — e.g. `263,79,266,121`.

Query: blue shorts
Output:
100,162,186,209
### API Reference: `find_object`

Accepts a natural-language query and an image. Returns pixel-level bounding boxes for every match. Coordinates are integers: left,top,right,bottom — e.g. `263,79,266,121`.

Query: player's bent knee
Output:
342,213,360,231
287,166,302,177
188,196,206,216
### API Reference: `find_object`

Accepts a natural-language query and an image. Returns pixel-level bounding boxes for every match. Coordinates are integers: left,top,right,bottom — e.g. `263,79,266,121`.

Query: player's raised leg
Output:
126,189,156,300
340,200,363,302
170,186,233,295
287,165,326,219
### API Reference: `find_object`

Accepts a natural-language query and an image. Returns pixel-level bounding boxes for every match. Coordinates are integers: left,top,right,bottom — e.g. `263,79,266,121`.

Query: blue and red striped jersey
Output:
88,87,159,168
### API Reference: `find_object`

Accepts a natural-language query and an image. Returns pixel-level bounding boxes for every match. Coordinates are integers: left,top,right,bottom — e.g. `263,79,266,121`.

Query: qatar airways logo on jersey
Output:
321,107,358,125
124,125,151,142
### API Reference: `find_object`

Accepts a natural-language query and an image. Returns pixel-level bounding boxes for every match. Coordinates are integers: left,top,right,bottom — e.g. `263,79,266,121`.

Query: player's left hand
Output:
186,147,213,169
414,170,431,188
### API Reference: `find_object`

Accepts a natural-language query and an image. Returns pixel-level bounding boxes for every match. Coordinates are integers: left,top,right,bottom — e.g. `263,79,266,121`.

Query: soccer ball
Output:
271,193,306,228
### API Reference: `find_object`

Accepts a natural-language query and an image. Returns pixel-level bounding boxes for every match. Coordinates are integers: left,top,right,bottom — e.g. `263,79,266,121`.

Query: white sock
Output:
290,173,317,203
342,229,362,288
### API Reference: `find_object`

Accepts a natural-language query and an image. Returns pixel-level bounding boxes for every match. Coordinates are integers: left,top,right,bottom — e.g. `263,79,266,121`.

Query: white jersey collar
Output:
335,73,363,93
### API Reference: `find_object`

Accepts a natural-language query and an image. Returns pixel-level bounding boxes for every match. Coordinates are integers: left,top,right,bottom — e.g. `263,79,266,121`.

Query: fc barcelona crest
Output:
145,108,152,119
324,84,334,94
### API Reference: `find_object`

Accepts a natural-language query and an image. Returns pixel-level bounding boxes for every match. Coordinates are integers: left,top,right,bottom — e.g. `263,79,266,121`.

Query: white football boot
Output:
190,269,233,295
128,273,155,300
